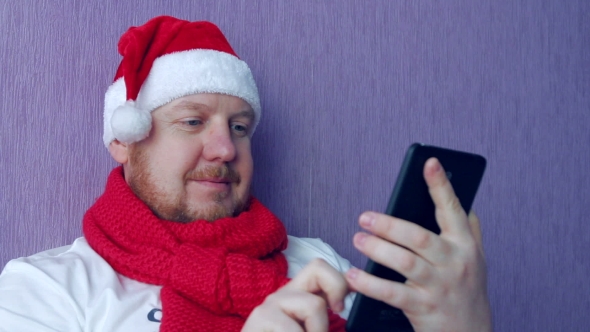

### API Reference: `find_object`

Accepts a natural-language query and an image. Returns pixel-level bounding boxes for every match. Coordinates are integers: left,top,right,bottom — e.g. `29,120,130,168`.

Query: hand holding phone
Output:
345,143,492,332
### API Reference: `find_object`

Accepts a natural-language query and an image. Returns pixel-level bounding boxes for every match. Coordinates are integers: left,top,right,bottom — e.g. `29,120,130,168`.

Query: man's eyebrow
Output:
166,100,255,120
170,100,207,113
233,109,256,121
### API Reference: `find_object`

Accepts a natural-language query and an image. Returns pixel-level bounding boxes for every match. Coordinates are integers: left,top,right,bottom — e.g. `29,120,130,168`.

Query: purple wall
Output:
1,1,589,330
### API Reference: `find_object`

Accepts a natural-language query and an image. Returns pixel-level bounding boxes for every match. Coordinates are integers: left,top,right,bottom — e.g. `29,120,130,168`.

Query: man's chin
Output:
183,198,249,223
188,203,234,222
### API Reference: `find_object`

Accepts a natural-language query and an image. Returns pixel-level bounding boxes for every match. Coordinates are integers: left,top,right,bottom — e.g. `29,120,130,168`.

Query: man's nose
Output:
202,121,237,162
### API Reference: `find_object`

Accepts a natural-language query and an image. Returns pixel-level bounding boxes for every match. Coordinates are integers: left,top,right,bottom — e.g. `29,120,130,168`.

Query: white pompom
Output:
110,101,152,144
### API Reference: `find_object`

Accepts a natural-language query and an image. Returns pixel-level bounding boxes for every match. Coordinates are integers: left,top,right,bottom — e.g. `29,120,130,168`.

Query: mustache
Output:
186,165,241,183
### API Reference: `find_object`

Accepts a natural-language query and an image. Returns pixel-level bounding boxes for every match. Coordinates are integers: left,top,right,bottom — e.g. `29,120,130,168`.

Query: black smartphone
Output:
345,143,487,332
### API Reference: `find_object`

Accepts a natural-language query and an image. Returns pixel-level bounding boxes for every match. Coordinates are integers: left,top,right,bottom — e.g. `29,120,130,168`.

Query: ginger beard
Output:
126,145,250,223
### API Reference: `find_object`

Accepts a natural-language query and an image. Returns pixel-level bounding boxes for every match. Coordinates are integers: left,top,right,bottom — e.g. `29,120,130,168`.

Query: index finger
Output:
285,258,349,313
423,157,470,237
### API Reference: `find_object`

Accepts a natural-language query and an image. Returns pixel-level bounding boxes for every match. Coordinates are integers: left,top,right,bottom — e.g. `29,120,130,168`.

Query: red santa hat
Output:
103,16,261,147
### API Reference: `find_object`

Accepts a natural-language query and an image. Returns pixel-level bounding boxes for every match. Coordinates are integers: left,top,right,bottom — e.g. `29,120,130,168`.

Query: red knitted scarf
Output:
83,167,346,331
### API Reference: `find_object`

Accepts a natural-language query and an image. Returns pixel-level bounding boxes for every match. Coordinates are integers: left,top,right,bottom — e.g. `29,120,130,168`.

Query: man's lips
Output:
189,178,234,190
194,177,234,183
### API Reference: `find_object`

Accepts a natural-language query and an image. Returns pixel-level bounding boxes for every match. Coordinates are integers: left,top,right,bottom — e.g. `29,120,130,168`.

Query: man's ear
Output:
108,139,129,164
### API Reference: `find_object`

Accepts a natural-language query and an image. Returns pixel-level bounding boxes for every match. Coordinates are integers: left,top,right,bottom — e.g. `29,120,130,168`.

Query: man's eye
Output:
231,124,248,134
185,120,202,126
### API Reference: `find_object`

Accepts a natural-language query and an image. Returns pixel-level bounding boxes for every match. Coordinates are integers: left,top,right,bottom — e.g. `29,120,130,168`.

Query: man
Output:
0,16,491,331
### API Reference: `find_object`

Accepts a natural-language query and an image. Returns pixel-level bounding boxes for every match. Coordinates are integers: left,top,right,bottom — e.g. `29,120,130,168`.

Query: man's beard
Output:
126,146,250,223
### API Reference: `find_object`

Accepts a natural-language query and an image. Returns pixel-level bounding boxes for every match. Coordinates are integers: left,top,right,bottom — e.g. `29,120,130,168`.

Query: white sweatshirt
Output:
0,236,354,332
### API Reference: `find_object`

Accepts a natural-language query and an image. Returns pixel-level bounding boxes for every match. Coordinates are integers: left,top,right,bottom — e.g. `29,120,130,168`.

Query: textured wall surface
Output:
1,0,589,331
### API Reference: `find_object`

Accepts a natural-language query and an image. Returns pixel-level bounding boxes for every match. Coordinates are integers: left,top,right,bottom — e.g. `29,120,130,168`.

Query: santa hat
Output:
103,16,261,148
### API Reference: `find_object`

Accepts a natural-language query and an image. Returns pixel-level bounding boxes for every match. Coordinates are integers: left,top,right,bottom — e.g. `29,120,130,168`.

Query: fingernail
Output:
346,267,359,280
431,158,441,172
359,213,374,227
332,300,344,313
354,233,367,246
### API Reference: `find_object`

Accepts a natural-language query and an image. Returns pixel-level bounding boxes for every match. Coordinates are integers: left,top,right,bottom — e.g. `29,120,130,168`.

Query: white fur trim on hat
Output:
103,49,261,147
